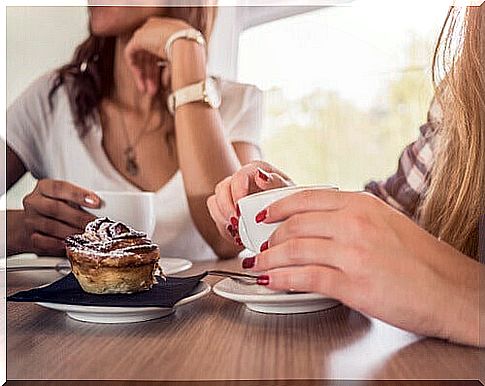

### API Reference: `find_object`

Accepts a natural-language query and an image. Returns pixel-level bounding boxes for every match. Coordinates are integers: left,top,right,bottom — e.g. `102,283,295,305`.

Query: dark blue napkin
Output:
7,272,207,308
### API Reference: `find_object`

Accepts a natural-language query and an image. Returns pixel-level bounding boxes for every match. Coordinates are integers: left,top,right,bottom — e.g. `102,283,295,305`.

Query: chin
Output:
88,7,132,36
89,22,127,37
88,6,161,37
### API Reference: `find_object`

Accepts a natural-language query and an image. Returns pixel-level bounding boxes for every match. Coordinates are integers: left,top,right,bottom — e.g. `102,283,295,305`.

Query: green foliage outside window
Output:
261,36,435,190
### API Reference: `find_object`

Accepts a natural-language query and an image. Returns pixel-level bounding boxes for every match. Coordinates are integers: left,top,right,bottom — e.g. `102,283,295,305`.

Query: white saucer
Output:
36,281,210,324
7,254,193,276
159,257,193,275
7,254,59,264
213,278,340,314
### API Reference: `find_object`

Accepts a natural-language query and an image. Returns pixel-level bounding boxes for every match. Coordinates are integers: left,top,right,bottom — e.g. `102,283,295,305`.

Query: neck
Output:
111,35,154,113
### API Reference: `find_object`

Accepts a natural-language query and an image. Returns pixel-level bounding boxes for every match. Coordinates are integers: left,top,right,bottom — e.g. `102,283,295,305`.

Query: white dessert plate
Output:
36,281,210,324
7,254,193,276
213,278,340,314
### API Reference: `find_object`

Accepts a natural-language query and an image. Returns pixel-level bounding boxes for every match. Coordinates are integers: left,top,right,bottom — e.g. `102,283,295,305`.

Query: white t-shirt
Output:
6,73,262,261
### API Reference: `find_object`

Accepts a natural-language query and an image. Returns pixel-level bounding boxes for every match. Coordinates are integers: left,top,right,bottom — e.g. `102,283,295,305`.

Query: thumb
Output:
255,167,290,191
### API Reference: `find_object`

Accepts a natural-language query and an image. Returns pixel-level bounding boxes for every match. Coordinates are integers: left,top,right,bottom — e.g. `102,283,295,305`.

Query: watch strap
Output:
164,28,206,62
167,79,206,115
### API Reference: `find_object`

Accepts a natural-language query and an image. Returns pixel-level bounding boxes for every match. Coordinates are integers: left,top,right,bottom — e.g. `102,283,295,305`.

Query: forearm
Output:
6,209,31,256
440,257,481,347
175,123,242,258
171,41,243,258
446,289,480,347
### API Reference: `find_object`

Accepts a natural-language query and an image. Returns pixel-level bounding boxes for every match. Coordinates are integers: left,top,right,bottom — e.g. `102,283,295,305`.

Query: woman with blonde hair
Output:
208,5,484,346
6,6,262,260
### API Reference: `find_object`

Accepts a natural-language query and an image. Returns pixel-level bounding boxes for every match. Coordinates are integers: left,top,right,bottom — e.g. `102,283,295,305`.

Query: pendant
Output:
124,147,139,176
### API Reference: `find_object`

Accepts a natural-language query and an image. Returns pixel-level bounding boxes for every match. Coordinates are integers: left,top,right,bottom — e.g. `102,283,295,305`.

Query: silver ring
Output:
156,60,168,68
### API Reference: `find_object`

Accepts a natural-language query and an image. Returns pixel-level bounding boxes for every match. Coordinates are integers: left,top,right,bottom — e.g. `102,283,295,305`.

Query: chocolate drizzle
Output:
65,217,158,259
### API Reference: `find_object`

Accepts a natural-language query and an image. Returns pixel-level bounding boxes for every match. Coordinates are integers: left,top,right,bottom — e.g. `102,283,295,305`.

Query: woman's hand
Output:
21,179,100,256
207,161,293,245
243,189,480,346
124,16,200,95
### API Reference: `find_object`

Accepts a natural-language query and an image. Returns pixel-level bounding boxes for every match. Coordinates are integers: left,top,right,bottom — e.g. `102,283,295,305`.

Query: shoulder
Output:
217,77,262,111
13,71,58,104
218,77,262,99
215,78,263,142
216,77,262,125
7,70,74,150
417,97,442,152
8,71,67,120
6,72,64,179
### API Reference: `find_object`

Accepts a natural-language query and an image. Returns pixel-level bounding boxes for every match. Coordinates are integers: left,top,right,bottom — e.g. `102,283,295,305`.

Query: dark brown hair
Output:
48,6,217,136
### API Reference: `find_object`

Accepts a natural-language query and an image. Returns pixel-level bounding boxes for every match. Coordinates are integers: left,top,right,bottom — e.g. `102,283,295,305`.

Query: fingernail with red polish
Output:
235,237,243,247
257,168,270,182
230,217,238,227
242,257,255,269
227,224,235,237
255,209,267,223
236,204,241,217
260,241,269,252
257,275,270,286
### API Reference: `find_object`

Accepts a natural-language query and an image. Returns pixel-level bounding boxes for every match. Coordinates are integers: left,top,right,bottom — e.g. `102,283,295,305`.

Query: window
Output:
237,1,450,190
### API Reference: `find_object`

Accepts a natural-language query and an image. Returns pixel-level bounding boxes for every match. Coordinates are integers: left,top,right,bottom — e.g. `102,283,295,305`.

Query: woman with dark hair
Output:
6,6,262,260
208,5,484,346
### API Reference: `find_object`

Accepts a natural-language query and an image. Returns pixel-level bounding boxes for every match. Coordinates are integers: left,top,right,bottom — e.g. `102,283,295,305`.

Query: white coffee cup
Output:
86,191,156,237
237,185,338,253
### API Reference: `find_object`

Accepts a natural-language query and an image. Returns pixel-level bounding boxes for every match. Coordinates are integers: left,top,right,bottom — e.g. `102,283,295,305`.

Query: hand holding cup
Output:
22,179,100,256
206,161,293,246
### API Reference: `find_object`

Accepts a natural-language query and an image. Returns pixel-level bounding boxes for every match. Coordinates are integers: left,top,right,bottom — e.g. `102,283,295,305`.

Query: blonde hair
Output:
419,5,484,258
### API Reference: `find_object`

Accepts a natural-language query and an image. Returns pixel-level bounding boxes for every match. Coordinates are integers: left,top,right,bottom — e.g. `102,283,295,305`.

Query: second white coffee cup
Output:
237,185,338,253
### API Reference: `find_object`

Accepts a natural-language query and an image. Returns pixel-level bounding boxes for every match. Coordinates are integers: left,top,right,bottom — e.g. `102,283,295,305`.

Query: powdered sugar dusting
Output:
66,217,157,257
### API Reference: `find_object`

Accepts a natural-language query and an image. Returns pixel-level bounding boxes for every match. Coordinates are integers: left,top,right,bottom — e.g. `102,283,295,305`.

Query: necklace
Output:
118,107,159,176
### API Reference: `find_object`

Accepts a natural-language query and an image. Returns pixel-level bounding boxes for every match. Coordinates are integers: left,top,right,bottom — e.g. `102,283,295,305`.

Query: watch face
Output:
205,78,222,109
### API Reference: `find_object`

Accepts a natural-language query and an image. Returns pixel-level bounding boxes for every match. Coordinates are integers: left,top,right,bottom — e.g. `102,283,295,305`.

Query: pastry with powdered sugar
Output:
65,217,161,294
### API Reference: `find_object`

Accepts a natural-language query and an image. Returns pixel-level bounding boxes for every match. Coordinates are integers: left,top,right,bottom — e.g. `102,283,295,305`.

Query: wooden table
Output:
6,258,483,383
